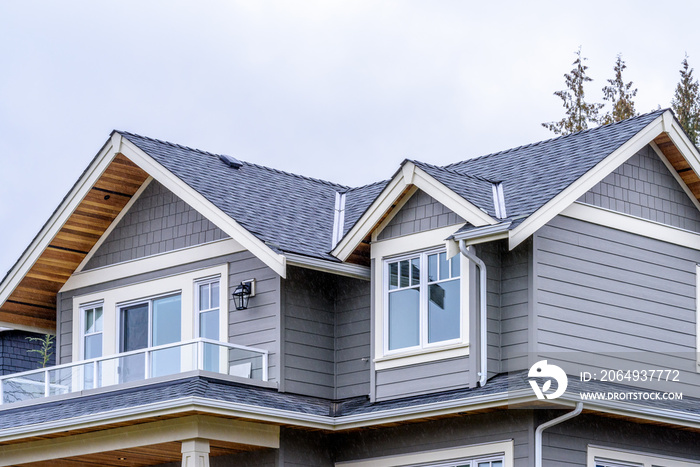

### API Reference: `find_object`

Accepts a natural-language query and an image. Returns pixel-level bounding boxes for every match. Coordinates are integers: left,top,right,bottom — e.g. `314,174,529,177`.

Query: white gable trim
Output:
0,135,122,315
508,112,668,250
332,161,496,261
117,135,287,278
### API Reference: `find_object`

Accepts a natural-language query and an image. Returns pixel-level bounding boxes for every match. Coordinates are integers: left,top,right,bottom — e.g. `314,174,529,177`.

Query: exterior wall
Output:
499,239,531,373
541,412,700,466
0,330,56,376
84,180,228,270
57,251,281,384
579,145,700,232
281,266,371,399
374,356,470,401
377,189,465,241
335,411,532,466
475,241,502,378
534,215,700,396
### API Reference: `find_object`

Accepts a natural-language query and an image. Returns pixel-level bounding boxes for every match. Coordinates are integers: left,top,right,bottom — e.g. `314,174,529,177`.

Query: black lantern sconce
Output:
232,279,256,310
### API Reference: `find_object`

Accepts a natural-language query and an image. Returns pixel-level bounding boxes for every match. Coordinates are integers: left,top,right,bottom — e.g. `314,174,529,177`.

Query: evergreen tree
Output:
599,54,638,125
543,48,603,135
672,55,700,144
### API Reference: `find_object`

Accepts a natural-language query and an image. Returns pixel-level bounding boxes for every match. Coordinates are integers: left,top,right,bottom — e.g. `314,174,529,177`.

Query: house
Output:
1,108,700,466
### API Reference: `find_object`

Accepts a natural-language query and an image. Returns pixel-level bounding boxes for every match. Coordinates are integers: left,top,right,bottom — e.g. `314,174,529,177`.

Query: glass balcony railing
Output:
0,338,268,405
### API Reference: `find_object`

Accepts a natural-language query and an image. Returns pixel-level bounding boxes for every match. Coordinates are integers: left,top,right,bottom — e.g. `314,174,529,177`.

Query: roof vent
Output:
219,154,243,169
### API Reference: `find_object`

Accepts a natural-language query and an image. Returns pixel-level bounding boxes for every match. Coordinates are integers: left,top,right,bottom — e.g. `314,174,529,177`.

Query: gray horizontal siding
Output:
535,215,700,396
281,266,371,400
476,241,502,378
377,189,465,240
579,145,700,232
229,251,281,384
375,356,469,401
541,412,700,466
335,410,531,466
500,239,530,372
85,180,228,270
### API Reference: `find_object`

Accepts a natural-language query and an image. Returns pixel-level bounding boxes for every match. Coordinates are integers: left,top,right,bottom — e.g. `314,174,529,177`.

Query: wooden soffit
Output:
654,133,700,201
0,153,149,331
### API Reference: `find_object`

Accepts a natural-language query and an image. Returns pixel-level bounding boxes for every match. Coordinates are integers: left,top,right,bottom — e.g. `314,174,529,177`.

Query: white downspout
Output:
535,402,583,467
458,240,487,387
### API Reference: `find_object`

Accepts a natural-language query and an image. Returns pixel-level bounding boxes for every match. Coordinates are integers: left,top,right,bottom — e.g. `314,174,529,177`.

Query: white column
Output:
181,438,210,467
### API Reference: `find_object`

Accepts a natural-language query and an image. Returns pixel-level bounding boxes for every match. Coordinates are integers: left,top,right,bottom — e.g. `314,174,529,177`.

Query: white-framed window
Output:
81,302,104,360
335,440,513,467
118,293,182,382
195,275,222,372
588,445,700,467
384,249,461,353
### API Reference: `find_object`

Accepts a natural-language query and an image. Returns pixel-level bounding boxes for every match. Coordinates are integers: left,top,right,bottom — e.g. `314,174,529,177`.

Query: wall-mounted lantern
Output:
232,279,256,310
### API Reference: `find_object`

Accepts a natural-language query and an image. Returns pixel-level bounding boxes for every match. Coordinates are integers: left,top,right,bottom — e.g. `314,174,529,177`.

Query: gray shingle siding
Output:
579,145,700,232
377,189,465,240
0,331,56,376
84,180,228,270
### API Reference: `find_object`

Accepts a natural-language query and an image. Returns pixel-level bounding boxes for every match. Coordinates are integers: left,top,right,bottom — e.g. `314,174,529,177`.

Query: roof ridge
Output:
118,130,350,191
443,108,668,169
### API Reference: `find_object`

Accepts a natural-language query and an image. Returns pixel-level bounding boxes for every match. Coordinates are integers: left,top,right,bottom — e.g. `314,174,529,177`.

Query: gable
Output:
377,189,466,241
578,145,700,233
83,180,228,270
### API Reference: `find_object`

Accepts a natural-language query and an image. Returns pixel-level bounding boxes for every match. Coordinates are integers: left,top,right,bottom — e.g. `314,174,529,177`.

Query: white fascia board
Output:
411,166,496,227
508,114,666,250
332,161,497,261
74,176,154,273
118,136,287,278
285,253,370,280
0,134,122,311
332,170,408,261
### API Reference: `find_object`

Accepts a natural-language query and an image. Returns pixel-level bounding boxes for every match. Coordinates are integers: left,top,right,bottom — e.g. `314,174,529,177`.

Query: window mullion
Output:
420,252,428,348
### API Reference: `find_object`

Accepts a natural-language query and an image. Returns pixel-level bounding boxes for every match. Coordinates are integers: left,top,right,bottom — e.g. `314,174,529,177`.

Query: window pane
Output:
400,260,410,288
85,309,94,334
388,288,420,350
153,295,181,346
85,334,102,359
199,283,210,310
121,303,148,352
451,255,460,278
439,252,449,280
211,281,220,308
200,310,219,340
411,258,420,285
428,254,437,282
389,262,398,289
428,279,460,343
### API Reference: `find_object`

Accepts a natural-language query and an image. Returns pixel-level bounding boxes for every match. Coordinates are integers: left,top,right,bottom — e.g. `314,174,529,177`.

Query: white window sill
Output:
374,342,469,370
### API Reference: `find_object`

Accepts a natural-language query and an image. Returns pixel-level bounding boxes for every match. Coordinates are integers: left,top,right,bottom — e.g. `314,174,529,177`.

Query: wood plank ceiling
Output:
654,133,700,199
0,154,149,330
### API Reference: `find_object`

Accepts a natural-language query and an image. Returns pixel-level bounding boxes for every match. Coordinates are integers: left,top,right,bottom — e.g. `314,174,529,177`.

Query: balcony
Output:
0,338,268,405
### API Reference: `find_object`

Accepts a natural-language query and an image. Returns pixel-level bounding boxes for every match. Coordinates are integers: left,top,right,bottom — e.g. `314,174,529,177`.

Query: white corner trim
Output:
0,136,122,310
509,114,665,250
61,238,244,292
561,202,700,250
587,445,700,467
335,440,514,467
74,177,154,273
118,137,287,278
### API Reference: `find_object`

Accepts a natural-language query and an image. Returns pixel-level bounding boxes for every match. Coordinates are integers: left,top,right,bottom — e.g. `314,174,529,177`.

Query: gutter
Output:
458,240,488,387
534,402,583,467
450,221,511,244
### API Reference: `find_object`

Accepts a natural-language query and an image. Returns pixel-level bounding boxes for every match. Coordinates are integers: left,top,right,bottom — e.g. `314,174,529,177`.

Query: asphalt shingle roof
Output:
120,110,665,260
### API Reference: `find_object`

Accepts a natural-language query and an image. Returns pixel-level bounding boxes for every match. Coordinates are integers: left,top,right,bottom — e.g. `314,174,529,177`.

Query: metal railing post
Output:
44,369,50,397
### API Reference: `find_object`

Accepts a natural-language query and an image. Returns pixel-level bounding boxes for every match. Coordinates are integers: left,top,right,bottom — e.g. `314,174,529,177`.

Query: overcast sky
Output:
1,0,698,275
